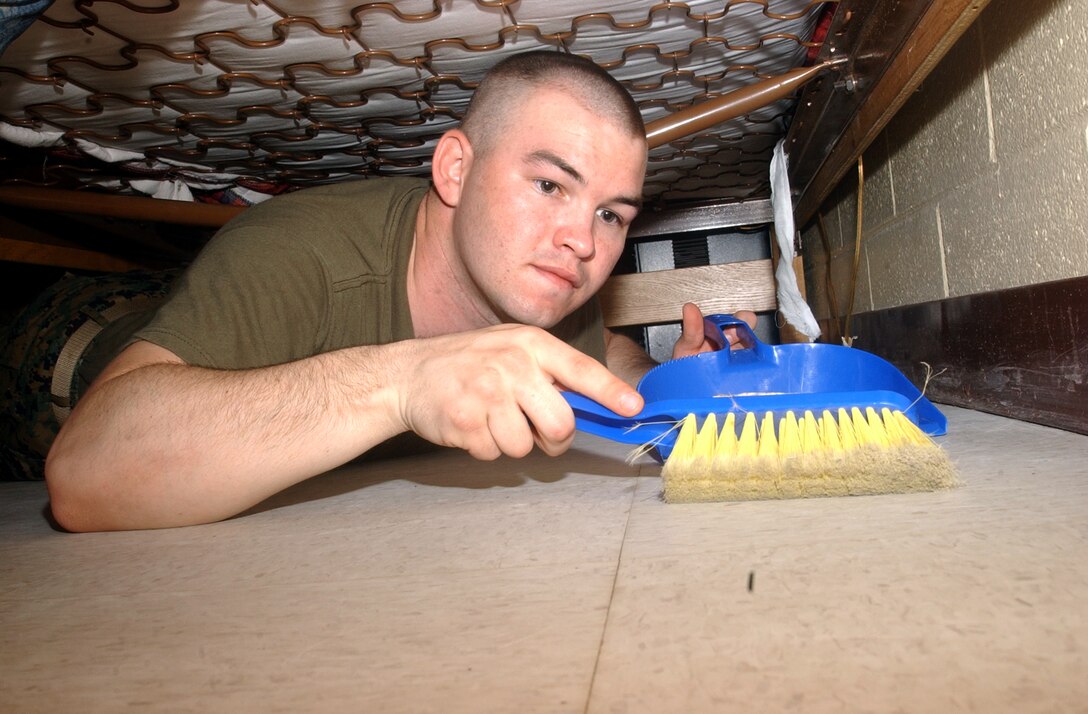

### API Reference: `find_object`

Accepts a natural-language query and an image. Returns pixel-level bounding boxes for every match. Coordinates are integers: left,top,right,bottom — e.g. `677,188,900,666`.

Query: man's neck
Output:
407,190,499,338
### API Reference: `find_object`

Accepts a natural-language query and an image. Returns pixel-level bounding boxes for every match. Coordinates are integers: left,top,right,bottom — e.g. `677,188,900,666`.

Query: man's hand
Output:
394,324,643,460
671,303,758,360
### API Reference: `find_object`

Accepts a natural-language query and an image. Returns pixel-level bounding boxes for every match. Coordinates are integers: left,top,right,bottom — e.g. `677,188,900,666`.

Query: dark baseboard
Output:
819,276,1088,435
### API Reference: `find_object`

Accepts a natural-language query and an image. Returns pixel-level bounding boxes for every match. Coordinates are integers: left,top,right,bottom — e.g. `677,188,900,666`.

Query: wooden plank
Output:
599,259,776,327
628,199,773,239
0,185,244,227
0,236,145,272
835,276,1088,435
0,214,153,271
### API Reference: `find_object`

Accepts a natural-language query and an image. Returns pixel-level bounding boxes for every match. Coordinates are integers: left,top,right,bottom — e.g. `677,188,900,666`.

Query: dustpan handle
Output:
562,391,670,445
703,314,762,353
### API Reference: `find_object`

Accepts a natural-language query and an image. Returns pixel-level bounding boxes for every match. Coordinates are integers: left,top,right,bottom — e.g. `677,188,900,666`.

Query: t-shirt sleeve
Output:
133,225,331,369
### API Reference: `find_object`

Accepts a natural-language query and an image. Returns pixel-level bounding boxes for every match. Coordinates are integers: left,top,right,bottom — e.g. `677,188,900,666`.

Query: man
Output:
45,51,748,532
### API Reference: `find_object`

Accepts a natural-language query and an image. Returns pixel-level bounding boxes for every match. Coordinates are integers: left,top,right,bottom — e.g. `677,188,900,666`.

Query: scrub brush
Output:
563,314,959,503
660,406,957,503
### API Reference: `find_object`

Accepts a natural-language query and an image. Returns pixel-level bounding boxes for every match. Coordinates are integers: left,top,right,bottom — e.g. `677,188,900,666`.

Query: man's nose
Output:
556,215,595,260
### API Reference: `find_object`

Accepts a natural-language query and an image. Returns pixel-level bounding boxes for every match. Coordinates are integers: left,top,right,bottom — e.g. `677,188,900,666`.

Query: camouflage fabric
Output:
0,270,177,481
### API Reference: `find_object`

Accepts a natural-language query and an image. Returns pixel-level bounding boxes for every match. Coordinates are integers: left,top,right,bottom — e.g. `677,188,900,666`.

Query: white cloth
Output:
0,121,63,147
770,139,821,341
129,179,194,202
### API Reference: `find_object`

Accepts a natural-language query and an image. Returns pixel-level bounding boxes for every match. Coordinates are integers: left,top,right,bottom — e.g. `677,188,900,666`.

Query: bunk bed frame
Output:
0,1,990,277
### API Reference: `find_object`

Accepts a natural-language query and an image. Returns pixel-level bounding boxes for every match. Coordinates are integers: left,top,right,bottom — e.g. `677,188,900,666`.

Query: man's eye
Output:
597,209,622,226
535,179,559,194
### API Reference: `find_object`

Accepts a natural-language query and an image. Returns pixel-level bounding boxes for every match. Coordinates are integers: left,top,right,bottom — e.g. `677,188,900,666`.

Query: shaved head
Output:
460,51,645,157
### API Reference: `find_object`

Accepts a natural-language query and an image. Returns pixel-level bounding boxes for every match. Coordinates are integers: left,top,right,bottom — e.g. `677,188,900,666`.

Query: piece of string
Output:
625,419,684,465
906,361,947,412
842,154,864,346
621,418,681,436
624,399,756,465
816,213,844,343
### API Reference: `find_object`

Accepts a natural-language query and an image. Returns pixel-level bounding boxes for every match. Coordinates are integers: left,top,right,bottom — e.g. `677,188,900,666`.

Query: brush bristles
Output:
662,407,959,503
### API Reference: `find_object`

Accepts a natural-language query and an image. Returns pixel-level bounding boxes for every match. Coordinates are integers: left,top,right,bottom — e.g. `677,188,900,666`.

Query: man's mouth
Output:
533,264,582,290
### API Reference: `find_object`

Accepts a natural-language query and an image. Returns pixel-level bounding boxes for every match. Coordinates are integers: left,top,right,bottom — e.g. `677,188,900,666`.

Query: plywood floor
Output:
2,406,1086,713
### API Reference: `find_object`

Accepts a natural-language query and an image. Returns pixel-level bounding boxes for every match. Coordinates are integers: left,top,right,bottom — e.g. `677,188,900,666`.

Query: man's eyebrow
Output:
527,149,585,184
527,149,643,210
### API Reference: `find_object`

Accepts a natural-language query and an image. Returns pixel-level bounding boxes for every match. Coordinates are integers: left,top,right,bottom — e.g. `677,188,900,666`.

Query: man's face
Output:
451,87,647,329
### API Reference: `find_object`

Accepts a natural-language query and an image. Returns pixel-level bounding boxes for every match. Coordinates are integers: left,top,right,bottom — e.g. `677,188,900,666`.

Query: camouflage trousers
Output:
0,270,177,480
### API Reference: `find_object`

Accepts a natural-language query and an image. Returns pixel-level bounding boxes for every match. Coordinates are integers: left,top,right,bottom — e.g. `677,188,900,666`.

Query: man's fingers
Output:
525,394,577,456
724,310,758,348
736,310,757,330
671,302,715,360
677,302,705,350
403,325,644,462
487,405,537,459
539,345,643,418
533,428,575,457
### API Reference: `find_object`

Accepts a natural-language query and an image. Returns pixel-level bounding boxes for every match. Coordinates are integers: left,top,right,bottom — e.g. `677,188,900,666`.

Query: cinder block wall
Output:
801,0,1088,322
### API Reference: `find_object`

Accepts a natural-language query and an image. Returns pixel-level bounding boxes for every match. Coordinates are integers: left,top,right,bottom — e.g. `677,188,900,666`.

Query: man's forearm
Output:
46,344,407,532
603,328,658,388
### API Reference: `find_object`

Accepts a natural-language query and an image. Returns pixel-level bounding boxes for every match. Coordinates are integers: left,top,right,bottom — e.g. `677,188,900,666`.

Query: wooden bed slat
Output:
599,260,777,328
0,186,244,228
0,236,144,272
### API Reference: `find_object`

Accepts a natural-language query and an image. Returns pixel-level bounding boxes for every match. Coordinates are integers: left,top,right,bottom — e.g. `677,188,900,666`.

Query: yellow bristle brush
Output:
563,314,958,503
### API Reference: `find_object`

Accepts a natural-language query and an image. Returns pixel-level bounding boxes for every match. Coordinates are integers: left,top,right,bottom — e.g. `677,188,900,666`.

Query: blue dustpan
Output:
564,314,947,459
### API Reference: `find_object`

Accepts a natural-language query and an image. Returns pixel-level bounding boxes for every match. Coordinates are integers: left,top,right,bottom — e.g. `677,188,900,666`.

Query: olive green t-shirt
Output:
135,177,606,369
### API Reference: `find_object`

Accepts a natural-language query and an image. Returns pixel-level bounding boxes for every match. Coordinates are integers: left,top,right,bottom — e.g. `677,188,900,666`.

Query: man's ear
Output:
431,129,473,208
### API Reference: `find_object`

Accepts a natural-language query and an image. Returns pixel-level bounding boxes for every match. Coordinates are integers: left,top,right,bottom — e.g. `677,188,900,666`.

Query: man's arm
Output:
46,340,404,532
603,328,658,388
46,325,643,532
